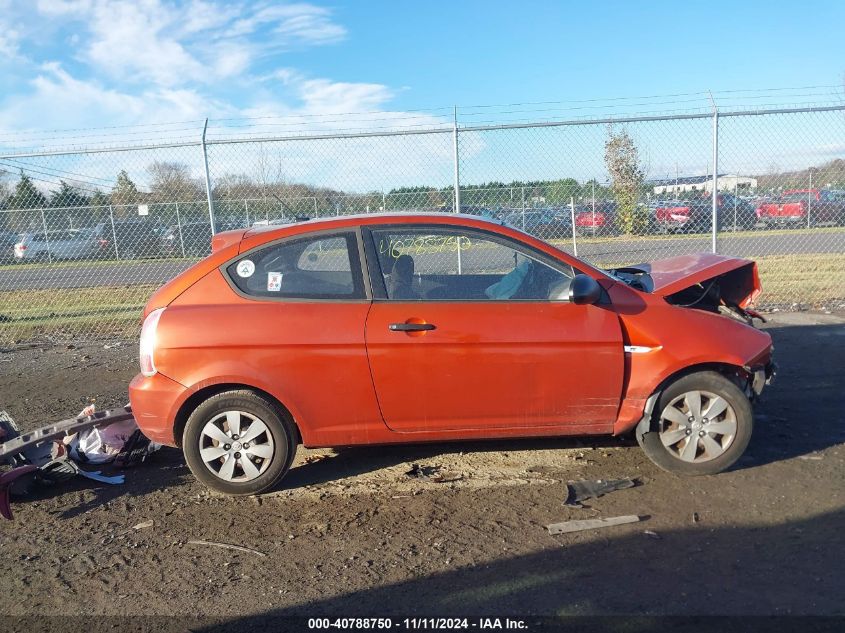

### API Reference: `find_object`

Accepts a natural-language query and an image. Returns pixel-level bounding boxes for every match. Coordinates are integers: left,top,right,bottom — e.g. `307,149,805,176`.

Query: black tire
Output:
638,371,752,476
183,389,297,495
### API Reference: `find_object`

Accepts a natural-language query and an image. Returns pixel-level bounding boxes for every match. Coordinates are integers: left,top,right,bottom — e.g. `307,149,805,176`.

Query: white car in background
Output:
14,229,96,262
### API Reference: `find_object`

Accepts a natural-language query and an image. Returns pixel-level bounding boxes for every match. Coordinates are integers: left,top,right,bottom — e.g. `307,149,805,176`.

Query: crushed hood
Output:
612,253,761,308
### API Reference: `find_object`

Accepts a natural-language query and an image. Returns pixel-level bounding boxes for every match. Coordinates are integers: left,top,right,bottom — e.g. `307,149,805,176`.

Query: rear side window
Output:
226,231,365,300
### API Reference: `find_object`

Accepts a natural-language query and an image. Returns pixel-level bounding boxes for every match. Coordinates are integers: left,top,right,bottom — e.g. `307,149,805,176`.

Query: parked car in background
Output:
129,212,774,495
503,208,572,239
1,231,18,262
715,193,760,230
574,202,617,236
13,229,97,262
459,205,503,221
161,220,246,257
653,193,758,233
93,220,166,259
755,189,845,227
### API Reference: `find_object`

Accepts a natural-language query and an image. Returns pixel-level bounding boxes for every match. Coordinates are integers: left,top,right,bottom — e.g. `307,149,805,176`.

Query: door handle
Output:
389,322,436,332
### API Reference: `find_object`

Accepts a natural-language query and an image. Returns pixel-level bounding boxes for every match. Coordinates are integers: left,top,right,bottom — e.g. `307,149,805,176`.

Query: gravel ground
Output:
0,310,843,619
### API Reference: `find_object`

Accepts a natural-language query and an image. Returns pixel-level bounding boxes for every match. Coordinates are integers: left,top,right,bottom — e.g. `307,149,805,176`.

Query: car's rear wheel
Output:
638,371,752,476
183,390,296,495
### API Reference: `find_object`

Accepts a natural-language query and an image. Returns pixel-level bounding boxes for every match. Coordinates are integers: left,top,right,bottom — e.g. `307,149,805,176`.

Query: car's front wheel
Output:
183,390,296,495
638,371,752,476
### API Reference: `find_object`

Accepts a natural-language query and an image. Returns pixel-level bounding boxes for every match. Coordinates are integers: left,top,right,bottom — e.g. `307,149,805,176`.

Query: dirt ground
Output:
0,310,844,621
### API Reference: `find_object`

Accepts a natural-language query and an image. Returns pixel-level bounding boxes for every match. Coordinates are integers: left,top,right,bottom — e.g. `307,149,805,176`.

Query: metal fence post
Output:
175,202,186,258
710,95,719,254
452,106,461,213
569,196,578,256
244,200,250,226
733,179,738,231
39,208,52,263
808,171,812,229
201,118,216,235
108,205,120,260
520,186,526,229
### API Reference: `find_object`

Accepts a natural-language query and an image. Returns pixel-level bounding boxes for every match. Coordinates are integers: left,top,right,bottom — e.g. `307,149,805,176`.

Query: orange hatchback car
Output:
129,213,774,495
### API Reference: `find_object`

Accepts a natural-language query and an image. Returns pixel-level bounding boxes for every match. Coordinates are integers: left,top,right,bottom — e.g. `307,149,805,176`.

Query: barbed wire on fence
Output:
0,102,844,343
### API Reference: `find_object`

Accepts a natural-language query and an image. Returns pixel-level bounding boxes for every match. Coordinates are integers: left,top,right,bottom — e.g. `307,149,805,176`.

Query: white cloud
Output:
297,79,394,113
271,3,346,45
229,3,346,44
0,63,232,142
0,3,462,192
0,28,20,58
30,1,347,88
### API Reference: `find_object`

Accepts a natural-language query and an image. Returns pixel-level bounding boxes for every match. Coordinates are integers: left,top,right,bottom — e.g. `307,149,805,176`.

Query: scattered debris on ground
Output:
564,477,639,507
0,404,161,520
405,463,463,483
547,515,642,535
0,465,37,520
186,540,267,557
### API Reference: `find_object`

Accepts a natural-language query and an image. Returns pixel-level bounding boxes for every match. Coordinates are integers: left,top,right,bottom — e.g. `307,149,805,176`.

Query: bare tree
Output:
147,161,202,202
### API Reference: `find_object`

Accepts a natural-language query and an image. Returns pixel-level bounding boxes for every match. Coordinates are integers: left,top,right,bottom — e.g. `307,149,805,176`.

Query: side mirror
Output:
569,274,602,305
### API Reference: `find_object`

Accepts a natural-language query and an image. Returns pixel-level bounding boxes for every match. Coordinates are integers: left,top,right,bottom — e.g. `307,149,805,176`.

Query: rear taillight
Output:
139,307,165,377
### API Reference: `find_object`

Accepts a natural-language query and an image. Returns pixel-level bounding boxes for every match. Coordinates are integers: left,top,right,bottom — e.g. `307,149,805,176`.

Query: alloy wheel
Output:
198,410,275,482
658,390,737,463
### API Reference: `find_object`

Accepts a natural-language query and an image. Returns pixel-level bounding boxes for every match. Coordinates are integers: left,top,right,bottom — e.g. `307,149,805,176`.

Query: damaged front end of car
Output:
607,253,771,327
613,253,777,398
608,253,778,444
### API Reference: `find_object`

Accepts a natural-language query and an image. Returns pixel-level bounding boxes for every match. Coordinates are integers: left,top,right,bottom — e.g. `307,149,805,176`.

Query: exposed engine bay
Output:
605,259,766,326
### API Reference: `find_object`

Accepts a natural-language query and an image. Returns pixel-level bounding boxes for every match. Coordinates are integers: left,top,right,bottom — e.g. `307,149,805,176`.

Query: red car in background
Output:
129,213,774,495
653,193,758,233
653,200,697,233
574,202,616,236
756,189,845,227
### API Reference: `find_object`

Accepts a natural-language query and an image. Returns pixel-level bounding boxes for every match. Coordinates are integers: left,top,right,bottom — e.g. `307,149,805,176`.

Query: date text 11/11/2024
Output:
307,618,529,630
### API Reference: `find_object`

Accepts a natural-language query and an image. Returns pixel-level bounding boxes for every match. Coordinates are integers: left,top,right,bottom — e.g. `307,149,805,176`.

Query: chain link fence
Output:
1,105,844,343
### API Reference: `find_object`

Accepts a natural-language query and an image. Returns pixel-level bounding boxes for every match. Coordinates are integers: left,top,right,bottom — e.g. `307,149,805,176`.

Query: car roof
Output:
242,211,503,237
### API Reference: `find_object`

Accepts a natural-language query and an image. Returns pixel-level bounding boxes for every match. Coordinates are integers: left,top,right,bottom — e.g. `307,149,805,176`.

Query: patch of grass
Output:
0,285,157,343
753,253,845,306
0,256,199,272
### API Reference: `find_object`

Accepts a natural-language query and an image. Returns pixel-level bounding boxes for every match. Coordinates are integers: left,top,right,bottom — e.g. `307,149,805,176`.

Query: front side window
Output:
370,226,574,301
226,232,364,299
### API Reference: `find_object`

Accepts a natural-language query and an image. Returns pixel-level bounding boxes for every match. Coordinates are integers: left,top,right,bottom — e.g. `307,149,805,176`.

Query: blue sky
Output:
0,1,844,190
2,1,844,131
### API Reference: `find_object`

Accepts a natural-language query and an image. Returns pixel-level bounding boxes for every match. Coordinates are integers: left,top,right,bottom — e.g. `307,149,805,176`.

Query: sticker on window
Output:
236,259,255,278
267,272,283,292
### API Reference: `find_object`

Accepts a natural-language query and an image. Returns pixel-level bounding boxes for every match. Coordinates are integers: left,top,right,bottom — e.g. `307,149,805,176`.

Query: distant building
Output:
651,174,757,195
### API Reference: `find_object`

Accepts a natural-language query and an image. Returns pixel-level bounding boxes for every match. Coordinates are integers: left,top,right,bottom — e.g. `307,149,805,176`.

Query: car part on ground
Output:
564,477,639,507
0,406,136,463
547,515,642,535
0,405,160,519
